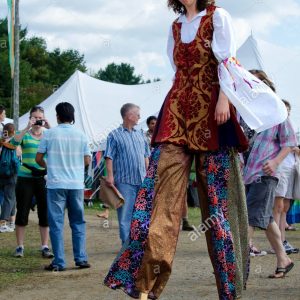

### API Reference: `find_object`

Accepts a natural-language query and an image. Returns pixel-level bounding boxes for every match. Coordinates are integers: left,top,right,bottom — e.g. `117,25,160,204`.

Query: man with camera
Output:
11,106,53,259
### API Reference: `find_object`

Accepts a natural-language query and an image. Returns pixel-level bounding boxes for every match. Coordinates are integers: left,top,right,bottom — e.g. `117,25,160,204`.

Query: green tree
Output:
0,18,87,116
95,62,143,85
48,48,87,86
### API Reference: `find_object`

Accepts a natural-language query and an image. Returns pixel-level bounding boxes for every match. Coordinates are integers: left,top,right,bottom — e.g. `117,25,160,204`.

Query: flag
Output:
7,0,15,78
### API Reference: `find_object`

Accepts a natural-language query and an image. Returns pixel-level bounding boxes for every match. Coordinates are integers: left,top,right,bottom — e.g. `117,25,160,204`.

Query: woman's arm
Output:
167,25,176,72
212,8,237,125
14,118,35,143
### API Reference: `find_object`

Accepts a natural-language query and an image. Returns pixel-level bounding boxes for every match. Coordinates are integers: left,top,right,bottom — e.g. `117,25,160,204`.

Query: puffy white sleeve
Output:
167,25,176,72
212,8,287,132
212,8,236,62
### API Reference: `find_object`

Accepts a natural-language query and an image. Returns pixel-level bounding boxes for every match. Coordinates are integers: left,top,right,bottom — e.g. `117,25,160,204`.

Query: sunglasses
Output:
32,106,44,111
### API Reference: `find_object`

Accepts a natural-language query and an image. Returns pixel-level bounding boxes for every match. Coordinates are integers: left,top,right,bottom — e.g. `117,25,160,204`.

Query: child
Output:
0,123,19,233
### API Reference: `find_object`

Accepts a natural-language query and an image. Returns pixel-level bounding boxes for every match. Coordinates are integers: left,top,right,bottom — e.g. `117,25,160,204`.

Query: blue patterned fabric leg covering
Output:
104,146,162,298
205,150,237,300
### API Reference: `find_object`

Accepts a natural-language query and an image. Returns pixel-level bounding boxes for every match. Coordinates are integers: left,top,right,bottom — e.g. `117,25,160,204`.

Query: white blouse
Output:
166,8,287,133
167,8,236,71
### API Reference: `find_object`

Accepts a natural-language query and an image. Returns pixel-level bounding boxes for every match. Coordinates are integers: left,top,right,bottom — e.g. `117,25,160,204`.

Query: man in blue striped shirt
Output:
105,103,150,244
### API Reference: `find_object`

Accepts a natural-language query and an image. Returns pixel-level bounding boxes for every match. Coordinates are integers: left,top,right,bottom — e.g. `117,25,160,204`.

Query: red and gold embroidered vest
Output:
152,5,248,152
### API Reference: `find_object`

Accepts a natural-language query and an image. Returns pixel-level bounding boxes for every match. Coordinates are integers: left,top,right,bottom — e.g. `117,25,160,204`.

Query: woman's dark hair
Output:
56,102,75,124
146,116,157,125
249,69,276,93
168,0,214,14
29,106,44,117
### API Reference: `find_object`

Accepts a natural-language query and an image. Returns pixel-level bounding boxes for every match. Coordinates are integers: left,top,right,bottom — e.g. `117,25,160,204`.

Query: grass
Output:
0,221,50,291
0,200,115,291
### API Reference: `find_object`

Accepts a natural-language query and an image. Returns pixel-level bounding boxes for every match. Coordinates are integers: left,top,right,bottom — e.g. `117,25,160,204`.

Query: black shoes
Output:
75,261,91,269
44,261,91,271
44,263,66,272
182,219,194,231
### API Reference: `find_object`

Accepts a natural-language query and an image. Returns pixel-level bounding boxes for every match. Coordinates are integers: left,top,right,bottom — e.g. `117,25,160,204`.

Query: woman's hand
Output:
26,117,36,130
43,119,51,129
215,91,230,125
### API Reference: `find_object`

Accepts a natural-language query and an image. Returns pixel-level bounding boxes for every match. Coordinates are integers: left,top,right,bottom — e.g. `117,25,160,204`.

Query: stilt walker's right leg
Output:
196,150,237,300
136,144,192,298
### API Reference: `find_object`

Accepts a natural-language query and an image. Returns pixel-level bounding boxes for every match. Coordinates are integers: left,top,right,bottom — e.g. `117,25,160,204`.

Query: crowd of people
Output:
0,0,299,299
0,103,91,270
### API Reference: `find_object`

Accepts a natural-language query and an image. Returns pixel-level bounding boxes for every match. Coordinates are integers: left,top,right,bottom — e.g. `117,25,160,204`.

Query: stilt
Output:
140,292,148,300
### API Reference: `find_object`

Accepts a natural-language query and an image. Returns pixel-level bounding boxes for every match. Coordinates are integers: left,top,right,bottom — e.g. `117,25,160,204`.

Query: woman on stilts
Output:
104,1,288,299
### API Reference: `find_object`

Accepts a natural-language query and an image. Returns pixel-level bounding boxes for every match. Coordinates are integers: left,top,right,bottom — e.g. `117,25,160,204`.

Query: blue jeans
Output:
115,183,140,244
47,189,88,269
0,176,17,220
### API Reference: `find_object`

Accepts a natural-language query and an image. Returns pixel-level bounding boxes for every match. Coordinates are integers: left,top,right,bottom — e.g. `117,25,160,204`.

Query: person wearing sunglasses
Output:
11,106,53,259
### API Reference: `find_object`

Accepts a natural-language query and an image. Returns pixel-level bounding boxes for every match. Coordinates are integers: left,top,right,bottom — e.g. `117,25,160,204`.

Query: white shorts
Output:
275,165,295,199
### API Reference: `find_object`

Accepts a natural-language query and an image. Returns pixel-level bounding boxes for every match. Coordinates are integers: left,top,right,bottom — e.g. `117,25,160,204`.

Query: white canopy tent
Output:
19,71,172,150
3,117,13,124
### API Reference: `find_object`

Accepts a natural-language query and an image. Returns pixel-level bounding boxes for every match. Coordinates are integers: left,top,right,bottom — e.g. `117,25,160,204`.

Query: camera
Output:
34,120,45,126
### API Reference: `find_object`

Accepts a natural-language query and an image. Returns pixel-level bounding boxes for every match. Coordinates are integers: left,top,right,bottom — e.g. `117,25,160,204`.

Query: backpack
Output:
0,143,20,178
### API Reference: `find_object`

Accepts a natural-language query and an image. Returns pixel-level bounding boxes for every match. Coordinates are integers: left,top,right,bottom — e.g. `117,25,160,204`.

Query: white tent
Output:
237,34,300,137
19,71,172,150
3,117,13,124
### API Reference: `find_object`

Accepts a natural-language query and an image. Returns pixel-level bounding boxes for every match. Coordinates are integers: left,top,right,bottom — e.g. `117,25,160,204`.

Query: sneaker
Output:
41,247,54,258
75,261,91,269
8,222,15,231
44,263,66,272
182,219,194,231
250,245,267,257
14,246,24,257
0,224,14,233
283,240,299,254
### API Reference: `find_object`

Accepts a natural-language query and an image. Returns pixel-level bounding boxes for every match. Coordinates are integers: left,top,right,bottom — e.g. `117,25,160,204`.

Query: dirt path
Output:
1,212,299,300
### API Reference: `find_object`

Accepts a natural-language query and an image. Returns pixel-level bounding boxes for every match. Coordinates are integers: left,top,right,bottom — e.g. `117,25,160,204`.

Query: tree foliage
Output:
0,18,160,118
95,62,143,85
0,18,87,117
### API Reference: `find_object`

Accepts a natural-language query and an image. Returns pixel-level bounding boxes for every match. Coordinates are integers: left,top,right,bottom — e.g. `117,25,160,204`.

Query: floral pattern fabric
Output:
205,150,236,300
104,146,161,298
152,5,248,152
